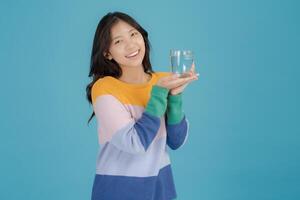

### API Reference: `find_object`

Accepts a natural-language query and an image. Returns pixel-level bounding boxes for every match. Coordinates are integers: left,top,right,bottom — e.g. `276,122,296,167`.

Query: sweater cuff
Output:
167,93,184,124
145,85,169,117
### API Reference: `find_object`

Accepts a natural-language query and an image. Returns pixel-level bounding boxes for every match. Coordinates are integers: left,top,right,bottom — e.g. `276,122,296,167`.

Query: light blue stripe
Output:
134,112,161,150
109,121,146,155
96,137,171,177
108,112,161,154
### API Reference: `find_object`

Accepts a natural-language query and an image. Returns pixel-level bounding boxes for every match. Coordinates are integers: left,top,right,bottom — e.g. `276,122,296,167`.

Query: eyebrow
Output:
112,29,136,40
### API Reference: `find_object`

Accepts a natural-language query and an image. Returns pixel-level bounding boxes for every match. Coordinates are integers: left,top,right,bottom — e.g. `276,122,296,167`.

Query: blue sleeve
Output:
166,115,189,150
165,94,189,150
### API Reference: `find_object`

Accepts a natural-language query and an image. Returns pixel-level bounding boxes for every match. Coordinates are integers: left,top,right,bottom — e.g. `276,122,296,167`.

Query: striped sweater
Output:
91,72,189,200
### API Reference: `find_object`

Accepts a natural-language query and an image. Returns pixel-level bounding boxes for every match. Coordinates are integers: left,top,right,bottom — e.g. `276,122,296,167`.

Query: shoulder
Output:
91,76,117,105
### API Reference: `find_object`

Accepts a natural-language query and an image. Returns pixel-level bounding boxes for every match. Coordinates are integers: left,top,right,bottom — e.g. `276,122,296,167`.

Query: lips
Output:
125,50,140,58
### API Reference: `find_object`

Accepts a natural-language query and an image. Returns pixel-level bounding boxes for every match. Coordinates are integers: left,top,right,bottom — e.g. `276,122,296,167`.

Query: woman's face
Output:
105,20,145,69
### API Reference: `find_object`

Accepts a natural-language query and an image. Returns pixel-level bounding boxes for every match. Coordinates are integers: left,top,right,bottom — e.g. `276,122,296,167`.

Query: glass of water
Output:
170,49,196,78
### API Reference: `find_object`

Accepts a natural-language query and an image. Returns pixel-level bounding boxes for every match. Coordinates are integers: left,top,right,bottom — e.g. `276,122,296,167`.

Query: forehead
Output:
110,20,136,38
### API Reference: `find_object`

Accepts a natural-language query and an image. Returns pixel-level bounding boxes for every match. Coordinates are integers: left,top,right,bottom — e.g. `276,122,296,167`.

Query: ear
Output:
103,52,113,60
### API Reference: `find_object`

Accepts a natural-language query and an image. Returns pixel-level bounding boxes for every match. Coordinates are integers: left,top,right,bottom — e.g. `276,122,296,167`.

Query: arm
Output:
165,93,189,150
93,85,169,155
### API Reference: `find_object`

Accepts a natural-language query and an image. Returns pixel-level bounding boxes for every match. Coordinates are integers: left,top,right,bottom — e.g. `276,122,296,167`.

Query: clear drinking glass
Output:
170,49,195,77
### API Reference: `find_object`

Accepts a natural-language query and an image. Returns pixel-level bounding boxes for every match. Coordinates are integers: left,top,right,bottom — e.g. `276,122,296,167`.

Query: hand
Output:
170,62,199,95
156,72,197,90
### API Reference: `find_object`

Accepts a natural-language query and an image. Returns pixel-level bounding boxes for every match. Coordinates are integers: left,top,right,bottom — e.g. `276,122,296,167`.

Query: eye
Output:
131,32,139,37
114,40,122,45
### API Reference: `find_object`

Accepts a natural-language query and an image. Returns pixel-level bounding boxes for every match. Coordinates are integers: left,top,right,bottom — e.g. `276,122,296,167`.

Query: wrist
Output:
167,93,184,124
145,85,169,117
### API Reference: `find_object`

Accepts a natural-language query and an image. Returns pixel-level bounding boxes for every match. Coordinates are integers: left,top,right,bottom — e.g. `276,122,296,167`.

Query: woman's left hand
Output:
170,62,199,95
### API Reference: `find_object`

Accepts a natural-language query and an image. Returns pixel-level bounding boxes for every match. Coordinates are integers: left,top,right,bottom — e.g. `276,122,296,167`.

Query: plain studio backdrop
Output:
0,0,299,199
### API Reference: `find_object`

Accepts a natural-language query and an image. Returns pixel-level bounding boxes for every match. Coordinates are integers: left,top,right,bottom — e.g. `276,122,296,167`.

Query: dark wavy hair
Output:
86,11,154,124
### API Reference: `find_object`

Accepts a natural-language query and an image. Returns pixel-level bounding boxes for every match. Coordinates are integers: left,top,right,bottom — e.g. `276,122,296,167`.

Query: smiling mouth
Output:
125,50,140,58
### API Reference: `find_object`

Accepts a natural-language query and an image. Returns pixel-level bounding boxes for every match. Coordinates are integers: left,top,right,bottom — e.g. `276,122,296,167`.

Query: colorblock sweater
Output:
90,72,189,200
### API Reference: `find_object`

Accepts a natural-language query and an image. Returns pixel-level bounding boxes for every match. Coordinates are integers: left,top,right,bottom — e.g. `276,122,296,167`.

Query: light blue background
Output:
1,0,299,199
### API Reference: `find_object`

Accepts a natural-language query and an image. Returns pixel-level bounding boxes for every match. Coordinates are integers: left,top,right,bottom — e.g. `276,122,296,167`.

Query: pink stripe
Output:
124,104,166,141
94,95,166,145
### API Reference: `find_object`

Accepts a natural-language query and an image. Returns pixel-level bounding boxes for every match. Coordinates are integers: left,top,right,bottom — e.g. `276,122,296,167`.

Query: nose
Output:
124,39,136,52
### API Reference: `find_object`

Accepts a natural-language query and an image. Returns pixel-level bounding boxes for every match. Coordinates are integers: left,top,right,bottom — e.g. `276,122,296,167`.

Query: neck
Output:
119,65,150,84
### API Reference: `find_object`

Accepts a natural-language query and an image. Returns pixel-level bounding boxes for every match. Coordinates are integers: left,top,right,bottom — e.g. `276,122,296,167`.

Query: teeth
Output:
126,50,139,57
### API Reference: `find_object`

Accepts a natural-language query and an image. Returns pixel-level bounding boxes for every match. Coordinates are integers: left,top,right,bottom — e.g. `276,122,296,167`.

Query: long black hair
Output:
86,11,154,124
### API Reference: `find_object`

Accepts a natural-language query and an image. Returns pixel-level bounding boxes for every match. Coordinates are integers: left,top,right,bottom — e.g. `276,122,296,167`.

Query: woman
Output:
86,11,198,200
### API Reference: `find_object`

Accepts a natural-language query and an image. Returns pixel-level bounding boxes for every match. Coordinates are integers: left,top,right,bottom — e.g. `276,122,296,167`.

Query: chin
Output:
126,59,144,68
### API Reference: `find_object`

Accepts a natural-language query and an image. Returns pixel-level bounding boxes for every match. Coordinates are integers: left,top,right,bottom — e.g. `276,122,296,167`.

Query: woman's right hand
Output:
156,73,197,90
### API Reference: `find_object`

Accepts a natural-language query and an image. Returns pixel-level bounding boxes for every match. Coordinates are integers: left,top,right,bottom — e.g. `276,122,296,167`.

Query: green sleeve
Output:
145,85,169,117
166,93,184,124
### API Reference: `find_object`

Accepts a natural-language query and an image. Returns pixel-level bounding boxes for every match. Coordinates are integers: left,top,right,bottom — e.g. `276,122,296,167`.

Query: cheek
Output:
110,46,124,59
138,37,145,46
137,38,146,52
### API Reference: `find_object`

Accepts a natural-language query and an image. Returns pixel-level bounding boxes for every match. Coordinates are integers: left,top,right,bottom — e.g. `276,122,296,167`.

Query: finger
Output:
168,77,189,85
171,83,189,94
157,74,178,86
177,76,198,87
162,73,180,81
165,72,198,88
167,77,194,88
182,74,198,82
